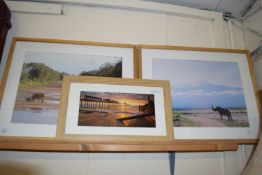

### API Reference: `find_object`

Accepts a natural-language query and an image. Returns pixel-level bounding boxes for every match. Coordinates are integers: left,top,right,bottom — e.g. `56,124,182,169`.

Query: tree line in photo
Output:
19,60,122,88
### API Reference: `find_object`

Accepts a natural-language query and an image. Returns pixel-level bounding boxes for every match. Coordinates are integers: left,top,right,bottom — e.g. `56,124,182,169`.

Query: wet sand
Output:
14,84,61,110
78,110,156,127
11,83,61,124
174,109,249,127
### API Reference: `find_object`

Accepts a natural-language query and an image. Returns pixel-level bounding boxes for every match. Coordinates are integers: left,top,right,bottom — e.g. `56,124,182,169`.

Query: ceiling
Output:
7,0,257,17
143,0,256,17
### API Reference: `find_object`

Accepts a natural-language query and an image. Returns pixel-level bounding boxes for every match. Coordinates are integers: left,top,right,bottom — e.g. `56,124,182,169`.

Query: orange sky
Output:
80,91,153,106
112,97,148,106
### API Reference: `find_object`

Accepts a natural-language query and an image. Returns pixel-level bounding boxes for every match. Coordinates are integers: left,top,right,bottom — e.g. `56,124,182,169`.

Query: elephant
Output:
31,93,45,103
212,105,233,120
25,97,32,102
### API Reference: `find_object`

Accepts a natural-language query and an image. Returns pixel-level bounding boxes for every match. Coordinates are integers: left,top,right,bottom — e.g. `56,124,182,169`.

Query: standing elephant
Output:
31,92,45,103
212,105,233,120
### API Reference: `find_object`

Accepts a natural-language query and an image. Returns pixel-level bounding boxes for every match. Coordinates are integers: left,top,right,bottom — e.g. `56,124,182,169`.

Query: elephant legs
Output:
219,114,233,121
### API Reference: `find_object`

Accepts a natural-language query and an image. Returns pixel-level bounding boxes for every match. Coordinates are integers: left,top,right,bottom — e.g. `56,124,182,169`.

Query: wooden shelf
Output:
0,138,258,152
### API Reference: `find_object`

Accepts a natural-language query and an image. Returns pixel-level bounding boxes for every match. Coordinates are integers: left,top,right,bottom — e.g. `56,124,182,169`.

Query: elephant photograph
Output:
11,51,122,125
152,59,249,127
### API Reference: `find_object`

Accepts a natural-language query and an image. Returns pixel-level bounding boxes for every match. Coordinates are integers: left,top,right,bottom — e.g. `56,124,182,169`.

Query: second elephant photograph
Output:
152,59,248,128
139,45,260,139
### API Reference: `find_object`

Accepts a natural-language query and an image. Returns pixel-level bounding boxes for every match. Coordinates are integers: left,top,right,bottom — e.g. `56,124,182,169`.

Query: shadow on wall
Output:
260,91,262,107
0,163,37,175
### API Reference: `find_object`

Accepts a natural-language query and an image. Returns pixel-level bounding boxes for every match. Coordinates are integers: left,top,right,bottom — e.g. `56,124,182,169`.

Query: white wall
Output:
242,0,262,90
0,1,258,175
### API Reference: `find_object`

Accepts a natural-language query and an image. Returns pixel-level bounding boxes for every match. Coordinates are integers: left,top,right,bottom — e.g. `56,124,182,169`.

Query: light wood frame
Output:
138,44,261,142
56,75,174,142
0,39,260,151
0,37,137,138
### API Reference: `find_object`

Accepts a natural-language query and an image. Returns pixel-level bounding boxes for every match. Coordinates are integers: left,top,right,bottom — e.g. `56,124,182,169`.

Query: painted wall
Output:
0,1,258,175
242,0,262,90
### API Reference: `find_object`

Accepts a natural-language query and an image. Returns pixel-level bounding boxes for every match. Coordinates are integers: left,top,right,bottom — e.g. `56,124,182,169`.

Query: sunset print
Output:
78,91,156,127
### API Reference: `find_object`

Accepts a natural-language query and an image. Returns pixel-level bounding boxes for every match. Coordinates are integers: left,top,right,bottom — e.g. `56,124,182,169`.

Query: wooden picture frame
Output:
139,45,261,140
0,37,136,138
56,76,173,142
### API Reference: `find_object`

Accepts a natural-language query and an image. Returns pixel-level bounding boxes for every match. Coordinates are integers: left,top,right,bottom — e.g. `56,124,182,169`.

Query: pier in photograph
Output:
78,92,156,127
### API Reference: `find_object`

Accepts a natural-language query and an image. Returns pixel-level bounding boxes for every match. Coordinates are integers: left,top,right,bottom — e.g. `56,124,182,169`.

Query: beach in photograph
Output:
173,109,249,127
12,51,122,125
78,91,156,127
12,83,61,124
152,58,249,127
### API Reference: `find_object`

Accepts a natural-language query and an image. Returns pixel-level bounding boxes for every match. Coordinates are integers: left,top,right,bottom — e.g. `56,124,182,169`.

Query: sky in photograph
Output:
81,91,153,106
152,59,247,109
24,51,122,75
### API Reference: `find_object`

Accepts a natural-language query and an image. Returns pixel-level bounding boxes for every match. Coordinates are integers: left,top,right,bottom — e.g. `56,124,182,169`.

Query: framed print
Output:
139,45,261,140
57,76,173,141
0,37,136,137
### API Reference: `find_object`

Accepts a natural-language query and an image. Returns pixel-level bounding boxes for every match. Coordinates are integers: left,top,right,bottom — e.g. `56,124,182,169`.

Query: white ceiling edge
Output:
142,0,257,18
6,1,63,14
5,0,223,20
